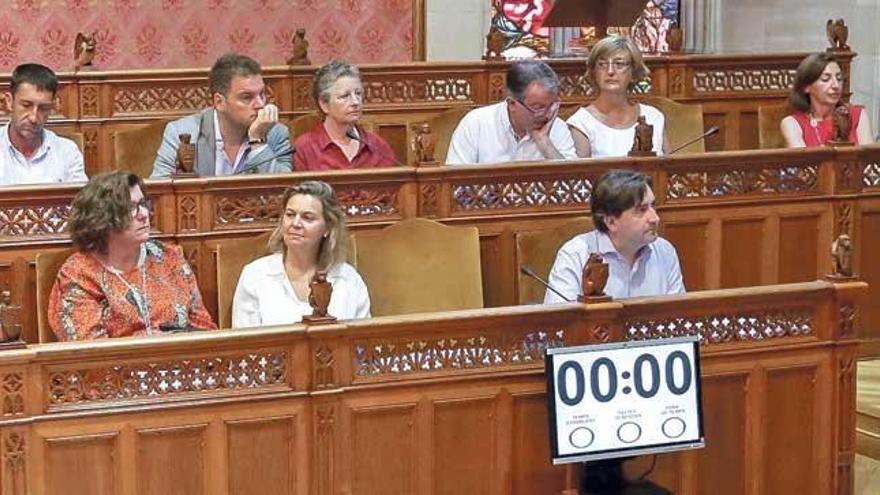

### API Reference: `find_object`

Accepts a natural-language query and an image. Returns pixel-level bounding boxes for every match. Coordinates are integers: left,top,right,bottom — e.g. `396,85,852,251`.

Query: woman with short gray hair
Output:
293,60,397,170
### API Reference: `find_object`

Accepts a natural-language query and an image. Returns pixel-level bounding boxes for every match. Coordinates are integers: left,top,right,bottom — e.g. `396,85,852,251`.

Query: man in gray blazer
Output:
151,53,293,178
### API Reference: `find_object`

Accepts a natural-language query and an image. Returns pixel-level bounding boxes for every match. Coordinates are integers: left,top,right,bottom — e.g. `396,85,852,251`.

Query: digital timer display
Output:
546,336,704,464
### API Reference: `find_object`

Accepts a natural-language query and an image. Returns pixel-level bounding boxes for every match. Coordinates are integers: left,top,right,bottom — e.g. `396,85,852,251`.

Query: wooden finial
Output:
484,25,506,61
287,28,311,66
825,19,850,53
74,32,97,72
826,234,856,280
0,290,25,348
628,115,657,157
411,122,438,167
174,133,198,177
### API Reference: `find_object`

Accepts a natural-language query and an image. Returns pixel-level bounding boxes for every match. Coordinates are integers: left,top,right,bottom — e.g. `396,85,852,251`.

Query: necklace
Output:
99,244,152,331
808,113,826,145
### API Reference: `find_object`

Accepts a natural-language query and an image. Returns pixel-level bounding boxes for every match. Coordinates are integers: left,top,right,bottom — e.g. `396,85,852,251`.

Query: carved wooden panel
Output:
764,366,819,494
45,433,117,495
2,428,26,495
79,84,100,118
227,417,295,495
625,308,813,343
487,73,506,102
692,68,796,93
113,84,210,116
47,351,287,408
1,371,24,417
214,186,401,228
136,425,207,495
353,329,565,379
666,164,818,199
178,195,199,232
557,72,592,98
864,162,880,187
858,210,880,331
778,215,820,283
0,204,71,237
363,77,475,104
314,403,335,495
419,183,440,217
453,177,594,212
433,397,495,495
351,404,417,494
697,373,747,494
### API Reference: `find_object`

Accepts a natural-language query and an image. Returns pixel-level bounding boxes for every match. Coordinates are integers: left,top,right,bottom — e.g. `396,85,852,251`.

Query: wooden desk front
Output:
2,145,878,346
0,280,864,494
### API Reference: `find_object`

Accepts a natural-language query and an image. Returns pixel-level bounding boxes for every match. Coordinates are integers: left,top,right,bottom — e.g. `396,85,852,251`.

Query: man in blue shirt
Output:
544,169,685,302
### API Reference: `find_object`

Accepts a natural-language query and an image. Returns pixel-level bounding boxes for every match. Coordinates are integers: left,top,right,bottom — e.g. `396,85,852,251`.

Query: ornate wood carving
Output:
47,351,287,407
419,183,439,217
839,304,856,338
113,85,210,115
693,69,796,93
838,161,861,191
214,191,285,228
335,186,400,218
835,202,853,237
354,329,566,378
837,354,856,495
2,429,25,495
79,84,100,117
590,324,611,343
625,309,814,343
293,77,314,110
487,73,506,101
313,345,335,390
363,77,474,104
453,177,594,212
1,372,24,417
83,127,99,163
178,195,199,232
669,67,686,97
666,165,818,199
863,162,880,187
315,403,335,495
557,73,592,98
0,205,71,237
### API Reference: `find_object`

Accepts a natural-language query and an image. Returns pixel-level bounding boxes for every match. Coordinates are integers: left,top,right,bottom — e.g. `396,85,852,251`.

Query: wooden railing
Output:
0,280,864,494
0,50,855,173
2,145,878,345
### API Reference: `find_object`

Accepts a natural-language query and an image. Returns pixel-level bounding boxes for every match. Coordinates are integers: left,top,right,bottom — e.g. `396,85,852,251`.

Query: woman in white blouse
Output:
232,181,370,327
567,35,666,158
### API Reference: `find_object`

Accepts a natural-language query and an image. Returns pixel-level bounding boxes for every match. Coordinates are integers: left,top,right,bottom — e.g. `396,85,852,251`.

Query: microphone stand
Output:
668,126,720,155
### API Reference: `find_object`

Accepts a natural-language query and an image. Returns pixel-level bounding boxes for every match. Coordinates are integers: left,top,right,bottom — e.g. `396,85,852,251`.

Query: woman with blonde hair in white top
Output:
232,180,370,327
567,35,666,158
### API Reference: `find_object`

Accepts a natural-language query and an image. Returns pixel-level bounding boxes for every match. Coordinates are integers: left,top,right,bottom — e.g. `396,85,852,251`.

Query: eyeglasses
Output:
513,98,559,117
596,59,632,71
129,198,154,216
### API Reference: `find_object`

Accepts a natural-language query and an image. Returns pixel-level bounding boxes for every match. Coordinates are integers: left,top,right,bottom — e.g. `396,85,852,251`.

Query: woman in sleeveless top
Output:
781,52,873,147
567,35,666,158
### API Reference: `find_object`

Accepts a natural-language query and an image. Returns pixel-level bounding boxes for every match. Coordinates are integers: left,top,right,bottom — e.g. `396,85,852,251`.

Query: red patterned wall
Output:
0,0,414,72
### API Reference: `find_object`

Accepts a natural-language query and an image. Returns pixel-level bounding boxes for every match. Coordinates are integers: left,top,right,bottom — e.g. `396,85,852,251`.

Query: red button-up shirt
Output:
293,123,398,171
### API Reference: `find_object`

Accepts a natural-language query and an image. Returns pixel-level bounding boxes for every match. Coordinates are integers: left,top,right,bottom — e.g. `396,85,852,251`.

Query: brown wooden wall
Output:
0,280,864,495
1,145,878,348
0,51,855,175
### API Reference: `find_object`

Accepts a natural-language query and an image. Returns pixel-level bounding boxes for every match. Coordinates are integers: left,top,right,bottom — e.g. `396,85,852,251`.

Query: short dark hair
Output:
70,171,146,253
10,63,58,96
506,60,560,101
789,52,840,112
209,53,261,97
590,170,653,233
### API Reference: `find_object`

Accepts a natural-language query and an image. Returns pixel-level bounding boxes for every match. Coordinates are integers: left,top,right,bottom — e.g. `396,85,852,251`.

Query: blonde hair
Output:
267,181,348,270
585,36,650,93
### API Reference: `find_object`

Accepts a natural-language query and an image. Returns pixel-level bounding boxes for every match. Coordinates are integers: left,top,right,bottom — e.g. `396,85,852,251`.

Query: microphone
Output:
345,127,407,167
520,265,573,303
232,147,295,175
668,126,720,155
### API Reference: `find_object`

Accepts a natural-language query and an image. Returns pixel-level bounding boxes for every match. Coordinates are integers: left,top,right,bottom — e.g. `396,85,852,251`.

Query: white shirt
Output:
232,253,371,328
0,124,86,186
445,101,577,165
213,111,254,176
544,230,684,303
566,104,665,158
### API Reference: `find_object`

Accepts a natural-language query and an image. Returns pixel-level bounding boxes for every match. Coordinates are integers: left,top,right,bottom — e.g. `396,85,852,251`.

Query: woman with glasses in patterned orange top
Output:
48,171,216,341
567,35,666,158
